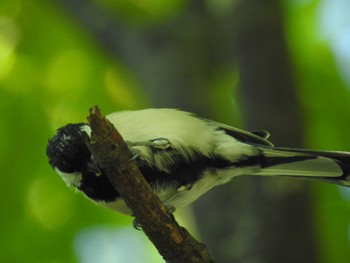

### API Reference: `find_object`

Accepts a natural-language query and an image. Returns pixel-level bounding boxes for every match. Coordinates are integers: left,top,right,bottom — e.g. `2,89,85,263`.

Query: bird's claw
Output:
149,138,171,150
131,205,175,230
165,205,176,214
132,218,143,230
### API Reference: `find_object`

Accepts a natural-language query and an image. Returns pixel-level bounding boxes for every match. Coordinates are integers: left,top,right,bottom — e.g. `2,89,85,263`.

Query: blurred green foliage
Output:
93,0,189,25
284,2,350,263
0,0,349,262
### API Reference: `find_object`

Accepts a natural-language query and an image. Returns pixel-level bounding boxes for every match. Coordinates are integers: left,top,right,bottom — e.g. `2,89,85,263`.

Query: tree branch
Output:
86,105,214,263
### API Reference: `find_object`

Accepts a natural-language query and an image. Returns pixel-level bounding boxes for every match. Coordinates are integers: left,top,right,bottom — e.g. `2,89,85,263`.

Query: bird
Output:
46,108,350,215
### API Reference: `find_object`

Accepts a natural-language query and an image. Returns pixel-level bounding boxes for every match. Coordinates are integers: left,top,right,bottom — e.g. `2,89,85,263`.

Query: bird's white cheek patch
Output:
80,125,91,136
55,168,82,188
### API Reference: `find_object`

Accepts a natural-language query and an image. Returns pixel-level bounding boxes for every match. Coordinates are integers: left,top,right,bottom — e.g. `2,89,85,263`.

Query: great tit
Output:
46,108,350,214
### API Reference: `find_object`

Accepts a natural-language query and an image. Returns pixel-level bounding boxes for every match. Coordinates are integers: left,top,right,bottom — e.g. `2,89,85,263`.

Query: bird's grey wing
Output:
207,120,273,146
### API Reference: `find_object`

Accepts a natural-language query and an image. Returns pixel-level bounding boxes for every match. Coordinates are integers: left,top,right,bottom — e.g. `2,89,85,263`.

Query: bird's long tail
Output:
253,147,350,186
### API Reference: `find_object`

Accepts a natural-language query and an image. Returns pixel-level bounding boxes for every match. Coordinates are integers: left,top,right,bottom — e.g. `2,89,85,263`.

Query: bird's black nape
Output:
46,123,91,173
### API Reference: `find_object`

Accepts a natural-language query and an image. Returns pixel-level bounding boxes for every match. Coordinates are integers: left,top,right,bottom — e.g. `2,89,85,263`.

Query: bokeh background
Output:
1,0,350,262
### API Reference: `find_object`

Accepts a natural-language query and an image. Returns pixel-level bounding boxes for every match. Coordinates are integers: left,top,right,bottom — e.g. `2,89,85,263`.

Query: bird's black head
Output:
47,123,120,202
46,123,91,173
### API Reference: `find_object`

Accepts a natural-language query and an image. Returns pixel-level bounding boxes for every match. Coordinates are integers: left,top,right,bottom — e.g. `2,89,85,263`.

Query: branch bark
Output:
85,105,213,263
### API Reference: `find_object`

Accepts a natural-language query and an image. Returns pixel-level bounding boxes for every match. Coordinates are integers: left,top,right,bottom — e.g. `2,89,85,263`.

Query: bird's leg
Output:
126,138,171,150
132,204,176,230
126,138,170,161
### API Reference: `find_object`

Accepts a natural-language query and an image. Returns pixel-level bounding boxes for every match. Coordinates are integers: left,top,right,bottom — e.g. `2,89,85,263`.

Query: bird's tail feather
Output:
255,147,350,186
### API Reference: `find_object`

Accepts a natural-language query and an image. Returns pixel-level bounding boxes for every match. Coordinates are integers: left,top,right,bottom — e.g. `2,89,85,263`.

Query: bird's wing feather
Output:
207,120,273,147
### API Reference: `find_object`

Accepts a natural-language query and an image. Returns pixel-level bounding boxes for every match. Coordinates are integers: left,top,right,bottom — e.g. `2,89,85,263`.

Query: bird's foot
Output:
126,138,171,151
